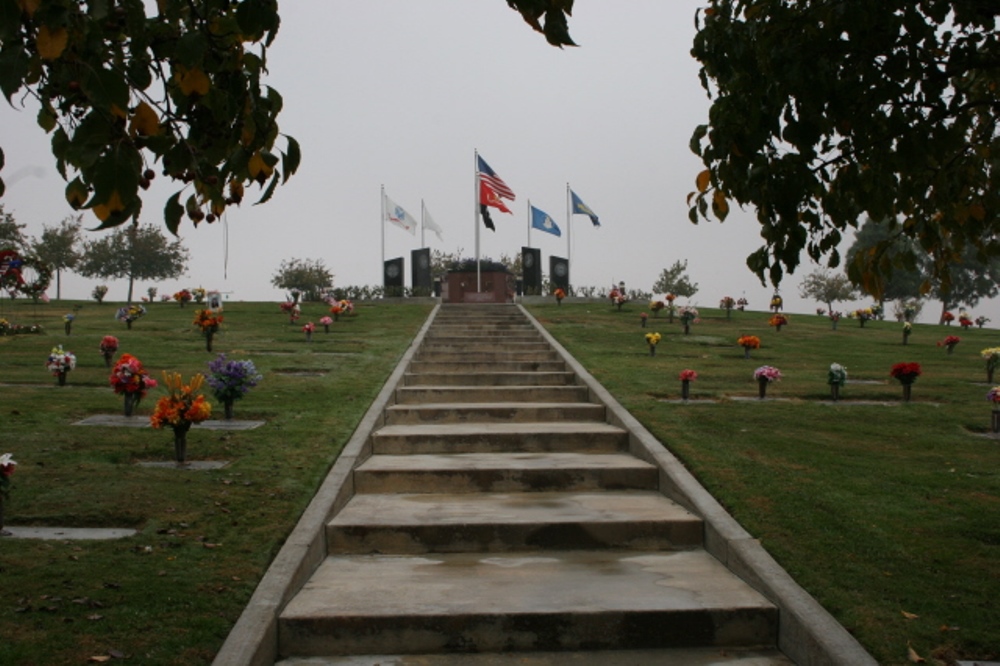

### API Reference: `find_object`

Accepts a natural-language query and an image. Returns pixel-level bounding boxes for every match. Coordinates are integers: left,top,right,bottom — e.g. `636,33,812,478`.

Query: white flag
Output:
384,193,417,235
423,204,444,242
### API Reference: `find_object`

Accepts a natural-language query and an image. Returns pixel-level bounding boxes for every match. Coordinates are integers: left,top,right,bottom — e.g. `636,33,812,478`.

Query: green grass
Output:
525,302,1000,666
3,298,998,665
0,298,432,665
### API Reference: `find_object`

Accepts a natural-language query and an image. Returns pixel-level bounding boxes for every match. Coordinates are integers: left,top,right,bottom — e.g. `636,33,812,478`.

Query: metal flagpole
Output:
420,199,425,248
474,149,481,292
380,184,385,272
566,183,572,291
527,198,531,248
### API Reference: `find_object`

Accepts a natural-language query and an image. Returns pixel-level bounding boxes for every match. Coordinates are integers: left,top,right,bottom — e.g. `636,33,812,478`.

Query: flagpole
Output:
566,183,572,291
474,149,481,292
380,184,385,274
420,199,425,248
527,198,531,248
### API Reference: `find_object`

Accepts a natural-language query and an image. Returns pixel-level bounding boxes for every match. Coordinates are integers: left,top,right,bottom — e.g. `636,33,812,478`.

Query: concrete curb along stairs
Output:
214,304,876,665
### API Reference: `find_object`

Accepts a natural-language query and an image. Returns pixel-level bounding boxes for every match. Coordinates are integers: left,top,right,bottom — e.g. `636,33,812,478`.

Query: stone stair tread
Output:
276,647,793,666
374,422,627,437
356,452,654,473
279,549,776,632
329,490,698,528
387,401,598,410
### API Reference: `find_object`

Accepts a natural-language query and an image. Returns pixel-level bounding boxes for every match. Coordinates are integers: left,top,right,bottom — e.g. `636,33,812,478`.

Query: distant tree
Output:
32,216,82,300
651,260,699,298
930,248,1000,323
798,270,857,314
77,225,188,303
845,218,927,306
0,205,28,251
271,258,333,302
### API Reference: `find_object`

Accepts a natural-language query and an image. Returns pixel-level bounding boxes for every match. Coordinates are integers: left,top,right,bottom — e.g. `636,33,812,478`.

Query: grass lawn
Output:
0,297,432,665
525,301,1000,666
2,297,997,665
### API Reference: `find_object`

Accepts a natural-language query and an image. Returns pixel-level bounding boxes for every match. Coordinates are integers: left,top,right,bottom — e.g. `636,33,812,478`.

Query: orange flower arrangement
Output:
737,335,761,349
193,309,223,333
151,372,212,430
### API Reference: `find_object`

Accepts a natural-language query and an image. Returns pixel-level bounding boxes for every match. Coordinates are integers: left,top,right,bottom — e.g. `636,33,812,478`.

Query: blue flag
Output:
531,205,561,237
570,190,600,227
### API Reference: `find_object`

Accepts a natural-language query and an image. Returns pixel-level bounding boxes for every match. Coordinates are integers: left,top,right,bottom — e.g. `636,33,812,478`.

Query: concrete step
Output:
407,360,567,374
384,402,605,425
414,350,560,363
277,549,778,657
326,490,702,554
403,371,577,387
371,422,630,454
394,385,590,404
353,452,658,494
420,340,550,351
276,647,794,665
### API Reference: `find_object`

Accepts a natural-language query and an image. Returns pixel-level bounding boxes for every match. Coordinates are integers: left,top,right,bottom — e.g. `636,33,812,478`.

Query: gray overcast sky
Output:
1,2,996,323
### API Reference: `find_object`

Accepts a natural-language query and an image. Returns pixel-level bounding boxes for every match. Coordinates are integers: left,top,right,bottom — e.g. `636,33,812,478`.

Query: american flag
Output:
477,156,516,201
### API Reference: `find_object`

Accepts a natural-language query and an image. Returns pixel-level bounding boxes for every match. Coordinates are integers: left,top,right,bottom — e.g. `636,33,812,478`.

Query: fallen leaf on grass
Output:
902,610,919,620
87,614,103,621
88,657,111,663
907,642,925,663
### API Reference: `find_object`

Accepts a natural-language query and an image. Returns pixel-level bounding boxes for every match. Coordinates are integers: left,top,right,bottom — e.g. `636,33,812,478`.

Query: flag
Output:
384,193,417,235
477,156,516,200
531,205,561,237
570,189,600,227
479,180,511,231
423,205,444,242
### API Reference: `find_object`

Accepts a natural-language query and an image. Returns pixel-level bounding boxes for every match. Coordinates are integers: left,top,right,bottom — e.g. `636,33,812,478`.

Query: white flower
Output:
0,453,17,468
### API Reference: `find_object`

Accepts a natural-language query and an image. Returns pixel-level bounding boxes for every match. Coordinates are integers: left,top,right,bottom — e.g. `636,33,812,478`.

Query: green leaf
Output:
37,105,57,132
255,171,279,206
0,45,29,103
281,135,300,184
164,192,183,236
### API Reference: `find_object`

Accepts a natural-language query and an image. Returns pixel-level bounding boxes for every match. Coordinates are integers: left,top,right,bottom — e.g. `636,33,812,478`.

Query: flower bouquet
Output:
46,345,76,386
828,363,847,401
942,311,955,325
174,289,192,307
319,315,333,333
769,313,788,331
116,303,146,329
736,297,748,311
150,372,212,464
644,332,661,356
649,300,664,317
959,313,974,329
679,369,697,400
938,335,960,354
829,310,842,330
554,287,566,305
902,322,912,345
640,312,648,328
769,295,783,312
987,386,1000,433
192,287,206,304
0,452,17,535
737,335,761,359
852,308,873,327
678,306,699,334
110,353,158,416
890,362,921,402
92,284,108,303
982,347,1000,383
206,354,262,420
303,321,315,342
193,309,224,351
280,301,301,323
665,293,676,321
719,296,735,318
753,365,782,399
99,335,119,368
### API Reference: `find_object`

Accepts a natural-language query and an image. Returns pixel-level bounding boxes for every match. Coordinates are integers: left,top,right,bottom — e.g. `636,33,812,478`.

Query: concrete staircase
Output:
274,304,793,664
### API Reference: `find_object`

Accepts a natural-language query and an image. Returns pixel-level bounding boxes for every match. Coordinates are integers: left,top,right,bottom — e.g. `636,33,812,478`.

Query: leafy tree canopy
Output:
0,0,299,234
845,217,927,303
0,204,28,250
688,1,1000,296
270,257,333,301
77,223,188,301
32,214,81,298
651,259,699,298
505,0,576,47
798,269,857,313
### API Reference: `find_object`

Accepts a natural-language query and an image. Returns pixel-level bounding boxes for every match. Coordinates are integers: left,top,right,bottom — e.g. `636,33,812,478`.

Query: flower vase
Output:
124,393,138,417
683,323,690,335
103,352,113,368
126,320,133,330
758,379,768,399
324,324,330,333
681,380,690,401
616,302,623,312
831,384,840,402
831,320,838,330
557,299,562,306
0,495,8,537
57,370,67,386
902,383,912,402
649,345,656,357
333,313,339,322
305,331,313,343
743,347,751,360
989,368,995,384
205,329,215,352
776,324,783,332
64,321,72,335
174,424,191,464
640,319,646,328
224,398,234,420
903,333,909,345
947,346,954,355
